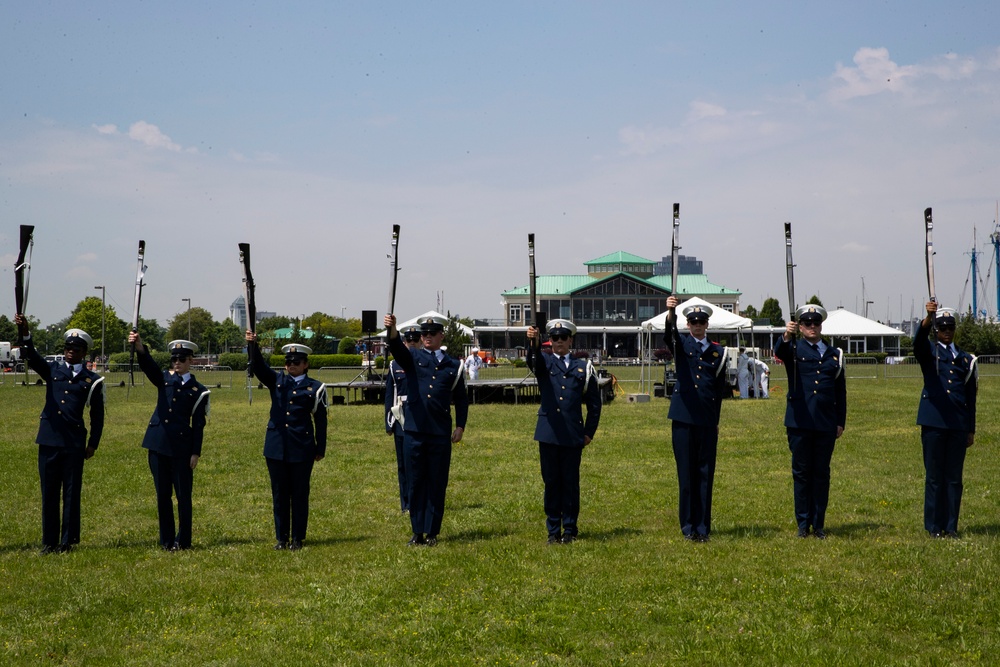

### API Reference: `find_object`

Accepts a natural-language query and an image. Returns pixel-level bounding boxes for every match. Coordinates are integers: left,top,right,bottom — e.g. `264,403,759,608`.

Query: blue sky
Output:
3,1,1000,331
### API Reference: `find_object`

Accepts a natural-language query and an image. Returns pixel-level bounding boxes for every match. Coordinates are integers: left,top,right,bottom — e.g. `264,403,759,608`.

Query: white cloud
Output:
127,121,183,152
840,242,871,254
687,101,726,122
829,47,917,101
93,124,119,135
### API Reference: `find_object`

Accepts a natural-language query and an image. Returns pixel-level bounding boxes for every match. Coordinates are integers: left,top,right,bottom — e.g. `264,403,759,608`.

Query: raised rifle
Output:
239,243,257,404
784,221,797,392
925,207,938,370
127,240,146,400
669,204,680,320
527,234,547,346
14,225,34,385
14,224,34,316
386,225,401,363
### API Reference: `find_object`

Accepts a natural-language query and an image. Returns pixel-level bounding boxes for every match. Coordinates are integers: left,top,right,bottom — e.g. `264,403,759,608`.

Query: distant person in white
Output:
465,348,483,380
736,347,750,399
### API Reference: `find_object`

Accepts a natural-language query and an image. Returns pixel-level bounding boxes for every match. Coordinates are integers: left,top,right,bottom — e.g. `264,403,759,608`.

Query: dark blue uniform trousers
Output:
148,451,194,548
405,432,451,537
671,422,718,538
921,426,968,534
266,458,315,542
38,445,85,548
394,433,410,512
787,428,836,532
539,442,583,538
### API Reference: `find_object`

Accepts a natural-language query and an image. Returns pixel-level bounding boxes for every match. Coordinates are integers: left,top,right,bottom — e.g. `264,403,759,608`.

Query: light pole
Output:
94,285,106,365
182,298,192,340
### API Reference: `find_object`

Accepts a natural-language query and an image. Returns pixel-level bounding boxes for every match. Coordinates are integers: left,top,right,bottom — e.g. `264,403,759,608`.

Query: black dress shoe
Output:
560,534,576,544
684,533,697,541
407,534,426,546
547,535,561,545
289,540,303,551
274,541,289,550
57,544,73,553
696,534,710,543
797,528,810,538
929,531,944,539
425,535,438,547
944,531,960,539
813,529,827,540
40,545,57,555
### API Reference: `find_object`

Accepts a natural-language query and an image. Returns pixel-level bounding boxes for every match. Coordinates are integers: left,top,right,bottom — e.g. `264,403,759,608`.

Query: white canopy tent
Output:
377,310,475,348
641,296,753,332
637,298,753,392
820,307,904,353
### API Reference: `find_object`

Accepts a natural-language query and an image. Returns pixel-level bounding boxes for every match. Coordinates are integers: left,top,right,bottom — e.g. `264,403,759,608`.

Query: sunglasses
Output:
285,358,305,366
799,320,821,327
937,324,955,332
687,319,708,325
549,334,570,342
420,331,441,337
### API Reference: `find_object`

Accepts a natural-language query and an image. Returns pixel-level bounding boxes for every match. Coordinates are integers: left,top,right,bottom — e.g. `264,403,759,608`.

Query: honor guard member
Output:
526,319,602,544
129,333,210,550
15,315,105,554
664,298,729,542
915,303,977,538
383,313,469,547
246,332,328,551
384,324,423,513
774,305,847,539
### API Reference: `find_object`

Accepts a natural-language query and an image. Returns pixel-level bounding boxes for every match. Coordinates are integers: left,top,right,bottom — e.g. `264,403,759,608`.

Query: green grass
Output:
1,374,998,665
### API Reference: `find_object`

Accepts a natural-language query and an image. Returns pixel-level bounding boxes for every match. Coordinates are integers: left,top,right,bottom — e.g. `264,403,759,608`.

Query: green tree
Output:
759,298,785,327
443,311,471,357
806,295,824,307
214,318,243,353
955,314,1000,356
137,317,166,351
743,305,759,319
257,315,292,332
338,336,357,354
167,306,216,350
68,296,128,358
0,314,16,342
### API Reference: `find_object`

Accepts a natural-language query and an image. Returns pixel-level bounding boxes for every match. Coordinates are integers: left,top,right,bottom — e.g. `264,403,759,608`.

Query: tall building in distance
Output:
654,254,704,277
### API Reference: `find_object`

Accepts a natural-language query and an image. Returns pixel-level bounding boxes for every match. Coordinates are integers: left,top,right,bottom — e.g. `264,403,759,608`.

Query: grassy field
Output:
1,372,998,665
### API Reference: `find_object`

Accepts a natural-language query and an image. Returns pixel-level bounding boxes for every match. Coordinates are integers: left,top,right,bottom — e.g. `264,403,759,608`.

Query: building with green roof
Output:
493,250,740,357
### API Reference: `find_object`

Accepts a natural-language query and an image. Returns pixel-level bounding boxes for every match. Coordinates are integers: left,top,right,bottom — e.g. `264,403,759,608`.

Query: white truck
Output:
1,341,22,371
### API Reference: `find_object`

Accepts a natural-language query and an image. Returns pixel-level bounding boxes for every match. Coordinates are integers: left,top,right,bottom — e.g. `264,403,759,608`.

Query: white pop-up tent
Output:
641,296,752,331
378,310,474,338
636,297,754,392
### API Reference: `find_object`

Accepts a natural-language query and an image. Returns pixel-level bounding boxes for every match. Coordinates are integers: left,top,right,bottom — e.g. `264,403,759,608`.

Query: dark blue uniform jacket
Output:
526,347,602,447
137,348,209,457
387,335,468,437
22,337,104,450
665,322,728,427
249,343,327,462
774,337,847,433
914,322,977,433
